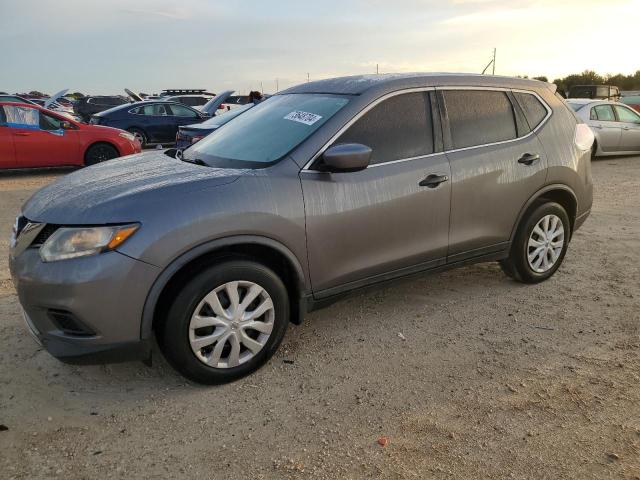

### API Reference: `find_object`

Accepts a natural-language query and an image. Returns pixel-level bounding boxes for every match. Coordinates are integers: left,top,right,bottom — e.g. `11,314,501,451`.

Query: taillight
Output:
191,135,204,144
574,123,594,151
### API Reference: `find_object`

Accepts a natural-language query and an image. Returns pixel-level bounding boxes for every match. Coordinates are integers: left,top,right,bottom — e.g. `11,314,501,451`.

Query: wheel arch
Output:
140,235,309,340
511,185,578,240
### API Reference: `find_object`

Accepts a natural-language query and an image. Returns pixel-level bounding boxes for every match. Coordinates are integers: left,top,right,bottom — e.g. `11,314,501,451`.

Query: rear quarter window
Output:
443,90,517,149
513,92,548,130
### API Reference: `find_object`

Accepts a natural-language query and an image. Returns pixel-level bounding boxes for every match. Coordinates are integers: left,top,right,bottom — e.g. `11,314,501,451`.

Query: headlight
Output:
119,131,136,141
40,224,139,262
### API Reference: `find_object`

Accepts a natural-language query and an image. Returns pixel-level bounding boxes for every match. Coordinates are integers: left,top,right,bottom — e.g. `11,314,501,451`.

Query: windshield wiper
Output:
182,157,208,166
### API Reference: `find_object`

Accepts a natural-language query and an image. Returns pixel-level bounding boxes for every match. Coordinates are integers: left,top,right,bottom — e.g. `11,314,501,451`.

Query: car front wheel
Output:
500,202,570,284
84,143,119,166
158,260,290,384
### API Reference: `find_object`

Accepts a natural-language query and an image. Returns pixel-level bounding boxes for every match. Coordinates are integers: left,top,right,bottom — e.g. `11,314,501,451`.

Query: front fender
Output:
139,234,309,340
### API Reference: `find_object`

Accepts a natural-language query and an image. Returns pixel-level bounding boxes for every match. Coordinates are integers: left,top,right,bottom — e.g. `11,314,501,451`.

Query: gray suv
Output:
9,74,594,384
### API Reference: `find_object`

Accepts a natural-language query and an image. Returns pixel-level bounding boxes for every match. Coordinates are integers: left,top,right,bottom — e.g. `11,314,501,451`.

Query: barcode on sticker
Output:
284,111,322,125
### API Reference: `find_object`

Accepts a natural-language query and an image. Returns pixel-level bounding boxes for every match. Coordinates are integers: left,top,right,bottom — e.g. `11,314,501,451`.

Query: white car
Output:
568,99,640,157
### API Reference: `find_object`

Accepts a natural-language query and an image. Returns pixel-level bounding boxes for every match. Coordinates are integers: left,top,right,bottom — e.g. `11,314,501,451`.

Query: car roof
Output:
280,73,553,96
567,99,614,106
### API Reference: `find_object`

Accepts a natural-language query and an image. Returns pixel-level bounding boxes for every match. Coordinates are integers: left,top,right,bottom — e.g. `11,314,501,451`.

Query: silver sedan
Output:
567,99,640,157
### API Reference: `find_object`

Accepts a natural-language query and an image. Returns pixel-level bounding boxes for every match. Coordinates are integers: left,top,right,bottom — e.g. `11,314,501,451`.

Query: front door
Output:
613,104,640,152
301,91,451,296
439,89,548,259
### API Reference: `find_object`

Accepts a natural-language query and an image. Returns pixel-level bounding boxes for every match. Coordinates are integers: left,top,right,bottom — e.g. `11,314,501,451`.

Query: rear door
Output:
301,90,451,295
0,106,16,168
591,104,622,152
138,103,173,143
613,104,640,152
439,88,549,259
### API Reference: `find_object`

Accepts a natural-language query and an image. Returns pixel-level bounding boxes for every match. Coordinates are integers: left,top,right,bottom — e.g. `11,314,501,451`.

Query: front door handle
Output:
517,153,540,166
419,174,449,188
14,132,31,137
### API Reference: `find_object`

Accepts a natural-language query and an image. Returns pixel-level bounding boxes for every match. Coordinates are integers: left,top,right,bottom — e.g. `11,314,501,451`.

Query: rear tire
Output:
157,260,290,384
500,202,570,284
84,143,119,166
127,128,147,148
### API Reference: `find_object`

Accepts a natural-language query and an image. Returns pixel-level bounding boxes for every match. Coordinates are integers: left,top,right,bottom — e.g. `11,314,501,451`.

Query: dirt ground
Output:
0,157,639,480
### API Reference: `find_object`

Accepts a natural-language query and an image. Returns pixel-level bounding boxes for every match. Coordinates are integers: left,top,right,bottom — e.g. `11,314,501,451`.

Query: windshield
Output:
185,94,349,167
202,104,253,127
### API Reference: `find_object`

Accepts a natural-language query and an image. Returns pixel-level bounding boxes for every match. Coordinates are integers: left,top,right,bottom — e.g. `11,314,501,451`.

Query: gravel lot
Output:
1,157,639,479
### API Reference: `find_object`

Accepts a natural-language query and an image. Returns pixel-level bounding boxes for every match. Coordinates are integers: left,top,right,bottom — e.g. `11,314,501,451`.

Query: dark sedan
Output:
90,101,208,147
176,103,253,149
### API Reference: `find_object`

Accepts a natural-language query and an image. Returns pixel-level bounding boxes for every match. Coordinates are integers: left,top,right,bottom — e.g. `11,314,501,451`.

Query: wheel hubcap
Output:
188,281,275,368
133,132,144,145
527,214,564,273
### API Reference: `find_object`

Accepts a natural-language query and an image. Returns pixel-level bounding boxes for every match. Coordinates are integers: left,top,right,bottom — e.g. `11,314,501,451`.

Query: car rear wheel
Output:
500,202,570,284
84,143,119,166
158,260,290,384
127,128,147,148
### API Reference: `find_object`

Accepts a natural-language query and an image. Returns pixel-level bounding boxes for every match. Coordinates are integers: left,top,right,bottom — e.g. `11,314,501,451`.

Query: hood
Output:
22,150,247,224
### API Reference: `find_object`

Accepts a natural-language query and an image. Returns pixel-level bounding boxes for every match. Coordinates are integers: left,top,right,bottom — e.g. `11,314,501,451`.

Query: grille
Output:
30,224,59,247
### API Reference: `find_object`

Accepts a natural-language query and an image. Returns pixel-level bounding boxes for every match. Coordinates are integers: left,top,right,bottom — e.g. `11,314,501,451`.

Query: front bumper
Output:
9,248,160,364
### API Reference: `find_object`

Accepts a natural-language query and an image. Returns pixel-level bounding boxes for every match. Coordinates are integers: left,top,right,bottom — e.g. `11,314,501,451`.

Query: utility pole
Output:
376,63,379,74
481,48,497,75
260,81,264,93
276,78,279,92
492,48,496,75
307,72,310,83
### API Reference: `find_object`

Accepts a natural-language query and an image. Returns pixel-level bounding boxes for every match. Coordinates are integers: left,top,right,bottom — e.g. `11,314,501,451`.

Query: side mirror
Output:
321,143,372,172
61,121,73,130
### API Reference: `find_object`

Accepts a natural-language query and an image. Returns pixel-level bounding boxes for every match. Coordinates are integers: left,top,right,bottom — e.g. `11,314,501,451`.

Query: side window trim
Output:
438,86,552,154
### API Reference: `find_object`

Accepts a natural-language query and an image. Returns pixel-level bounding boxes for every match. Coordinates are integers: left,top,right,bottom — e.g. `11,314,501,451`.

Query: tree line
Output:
522,70,640,94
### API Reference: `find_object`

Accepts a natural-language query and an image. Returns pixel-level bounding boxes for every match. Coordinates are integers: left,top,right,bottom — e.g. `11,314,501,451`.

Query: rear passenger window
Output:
3,105,39,127
443,90,517,149
513,92,548,130
335,92,433,165
593,105,615,121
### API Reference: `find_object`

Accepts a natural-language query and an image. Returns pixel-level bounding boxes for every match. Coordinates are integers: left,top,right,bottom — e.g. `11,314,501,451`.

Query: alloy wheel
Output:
188,281,275,368
527,214,565,273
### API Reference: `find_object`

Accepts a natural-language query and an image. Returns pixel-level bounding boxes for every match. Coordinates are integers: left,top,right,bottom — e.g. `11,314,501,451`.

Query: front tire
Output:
84,143,119,166
158,260,290,384
500,202,570,284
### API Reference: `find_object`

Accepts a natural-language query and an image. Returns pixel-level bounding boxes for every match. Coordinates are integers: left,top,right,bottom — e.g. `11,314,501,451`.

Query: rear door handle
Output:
517,153,540,166
14,132,31,137
419,174,449,188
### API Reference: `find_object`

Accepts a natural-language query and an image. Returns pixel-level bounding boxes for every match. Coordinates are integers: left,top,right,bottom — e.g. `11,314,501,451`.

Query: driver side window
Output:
39,112,63,131
169,104,198,117
614,105,640,123
333,92,434,166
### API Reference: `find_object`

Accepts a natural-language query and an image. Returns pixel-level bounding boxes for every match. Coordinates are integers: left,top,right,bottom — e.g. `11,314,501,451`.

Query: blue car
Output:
90,101,208,147
175,103,253,149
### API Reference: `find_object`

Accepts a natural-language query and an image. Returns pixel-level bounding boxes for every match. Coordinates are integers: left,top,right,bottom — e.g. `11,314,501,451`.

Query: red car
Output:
0,102,141,169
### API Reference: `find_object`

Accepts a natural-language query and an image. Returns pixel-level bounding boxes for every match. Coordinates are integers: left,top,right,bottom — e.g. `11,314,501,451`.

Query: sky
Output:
1,0,639,95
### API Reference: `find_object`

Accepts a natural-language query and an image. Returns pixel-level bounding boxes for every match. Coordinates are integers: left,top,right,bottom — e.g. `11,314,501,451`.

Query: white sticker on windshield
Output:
284,111,323,125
